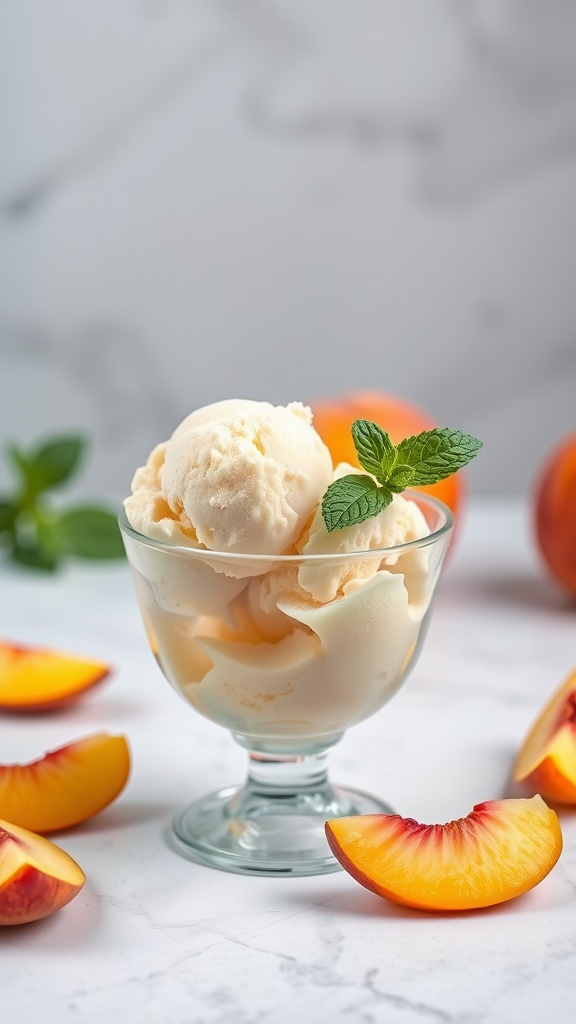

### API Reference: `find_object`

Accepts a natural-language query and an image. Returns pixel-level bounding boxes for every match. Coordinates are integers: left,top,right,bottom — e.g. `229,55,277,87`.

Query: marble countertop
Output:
2,499,576,1024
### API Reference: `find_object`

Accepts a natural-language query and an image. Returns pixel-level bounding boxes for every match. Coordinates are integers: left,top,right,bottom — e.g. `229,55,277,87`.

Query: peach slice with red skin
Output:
325,796,562,912
0,818,85,925
514,668,576,803
0,733,130,833
0,639,111,712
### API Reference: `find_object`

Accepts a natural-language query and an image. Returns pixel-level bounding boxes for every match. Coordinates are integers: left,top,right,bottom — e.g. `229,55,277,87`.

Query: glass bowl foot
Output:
169,759,393,876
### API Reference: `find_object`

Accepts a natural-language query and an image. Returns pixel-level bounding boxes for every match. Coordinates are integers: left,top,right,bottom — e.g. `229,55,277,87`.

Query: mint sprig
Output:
0,435,125,571
321,421,482,532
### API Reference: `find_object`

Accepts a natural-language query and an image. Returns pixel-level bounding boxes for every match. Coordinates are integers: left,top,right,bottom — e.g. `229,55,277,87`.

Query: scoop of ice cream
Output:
296,463,431,603
124,442,199,544
247,565,313,641
125,399,333,557
170,398,259,440
246,463,431,639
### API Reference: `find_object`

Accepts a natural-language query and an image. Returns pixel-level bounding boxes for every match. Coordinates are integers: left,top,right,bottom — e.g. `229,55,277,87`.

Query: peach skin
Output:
0,818,85,925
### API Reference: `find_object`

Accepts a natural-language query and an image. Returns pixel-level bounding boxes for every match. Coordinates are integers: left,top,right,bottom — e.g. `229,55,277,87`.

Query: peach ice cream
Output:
125,399,333,554
122,399,448,750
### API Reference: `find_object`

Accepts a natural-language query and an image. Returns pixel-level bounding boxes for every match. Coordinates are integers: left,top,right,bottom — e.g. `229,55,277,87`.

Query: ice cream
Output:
122,399,448,751
125,399,333,555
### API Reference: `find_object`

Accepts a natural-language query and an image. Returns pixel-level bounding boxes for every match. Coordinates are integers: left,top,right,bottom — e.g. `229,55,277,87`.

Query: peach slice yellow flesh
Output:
0,818,85,926
325,796,562,912
514,669,576,803
0,733,130,833
0,640,111,711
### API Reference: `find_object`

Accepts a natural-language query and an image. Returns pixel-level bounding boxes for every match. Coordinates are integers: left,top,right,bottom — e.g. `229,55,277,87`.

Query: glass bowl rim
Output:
118,490,454,566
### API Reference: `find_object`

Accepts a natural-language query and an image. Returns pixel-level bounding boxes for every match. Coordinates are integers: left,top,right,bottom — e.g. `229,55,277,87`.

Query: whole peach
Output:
534,434,576,597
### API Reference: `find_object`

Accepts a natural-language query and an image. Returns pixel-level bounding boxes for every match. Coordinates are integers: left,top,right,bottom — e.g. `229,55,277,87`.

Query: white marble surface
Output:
2,499,576,1024
1,1,576,499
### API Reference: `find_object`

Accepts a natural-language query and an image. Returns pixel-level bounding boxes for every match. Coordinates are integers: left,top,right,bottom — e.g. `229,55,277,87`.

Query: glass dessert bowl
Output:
119,491,453,877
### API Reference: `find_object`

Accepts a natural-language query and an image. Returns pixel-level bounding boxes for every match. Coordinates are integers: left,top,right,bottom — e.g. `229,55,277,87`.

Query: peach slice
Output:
325,796,562,912
0,818,85,925
514,668,576,803
0,640,111,712
0,733,130,833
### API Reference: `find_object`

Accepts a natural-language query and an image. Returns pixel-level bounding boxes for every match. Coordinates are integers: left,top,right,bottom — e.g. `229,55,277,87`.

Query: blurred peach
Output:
534,433,576,597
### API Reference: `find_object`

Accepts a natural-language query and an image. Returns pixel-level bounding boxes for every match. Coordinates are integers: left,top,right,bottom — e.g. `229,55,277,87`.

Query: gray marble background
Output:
1,0,575,501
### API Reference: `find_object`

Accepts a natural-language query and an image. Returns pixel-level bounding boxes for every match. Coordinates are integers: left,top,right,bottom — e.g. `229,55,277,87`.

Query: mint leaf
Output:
2,434,125,572
11,542,59,572
34,510,64,562
7,436,84,497
11,507,62,567
351,420,396,481
321,474,393,532
388,465,415,492
57,507,125,559
321,419,482,531
7,445,39,498
0,499,17,534
396,429,483,485
34,437,85,490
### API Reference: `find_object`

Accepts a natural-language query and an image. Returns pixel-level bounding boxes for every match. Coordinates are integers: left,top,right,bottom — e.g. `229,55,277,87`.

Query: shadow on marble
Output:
281,879,565,921
50,799,177,837
499,761,543,802
72,694,155,721
0,695,150,723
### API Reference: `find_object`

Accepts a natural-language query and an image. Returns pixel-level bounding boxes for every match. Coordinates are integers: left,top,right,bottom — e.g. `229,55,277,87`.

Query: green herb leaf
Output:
33,437,85,490
321,474,393,532
56,506,125,559
7,436,84,498
7,445,38,497
396,429,483,485
351,420,396,481
2,434,124,572
0,499,17,534
35,510,64,561
388,464,415,492
321,419,482,531
11,539,59,572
